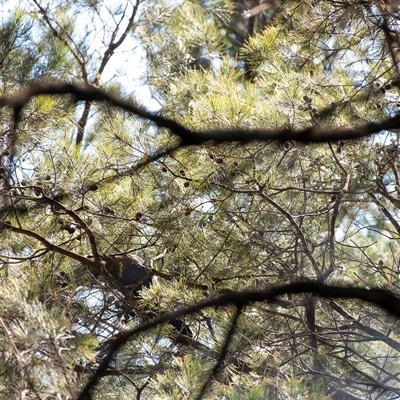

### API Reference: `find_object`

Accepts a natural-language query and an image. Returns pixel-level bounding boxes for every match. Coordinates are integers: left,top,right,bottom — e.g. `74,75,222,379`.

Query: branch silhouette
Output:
76,281,400,400
1,81,400,146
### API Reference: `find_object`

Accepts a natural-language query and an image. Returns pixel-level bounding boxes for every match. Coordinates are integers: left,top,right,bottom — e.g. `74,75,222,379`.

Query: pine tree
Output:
1,1,400,399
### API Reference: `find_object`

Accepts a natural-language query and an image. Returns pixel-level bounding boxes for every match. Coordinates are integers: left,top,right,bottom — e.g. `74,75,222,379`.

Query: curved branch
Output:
2,82,400,147
76,281,400,400
4,222,93,267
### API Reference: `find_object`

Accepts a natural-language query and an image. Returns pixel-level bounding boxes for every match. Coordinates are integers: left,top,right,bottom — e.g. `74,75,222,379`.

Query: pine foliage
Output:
1,1,400,399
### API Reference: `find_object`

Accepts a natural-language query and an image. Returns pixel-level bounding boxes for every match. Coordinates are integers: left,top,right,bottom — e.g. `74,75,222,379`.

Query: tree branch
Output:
76,281,400,400
2,82,400,149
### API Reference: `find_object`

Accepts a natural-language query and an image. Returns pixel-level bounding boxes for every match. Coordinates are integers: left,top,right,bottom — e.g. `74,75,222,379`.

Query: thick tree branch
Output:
76,281,400,400
2,82,400,148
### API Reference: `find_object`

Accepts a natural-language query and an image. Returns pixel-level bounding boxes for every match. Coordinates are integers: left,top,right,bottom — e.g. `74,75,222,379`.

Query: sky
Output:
81,0,163,112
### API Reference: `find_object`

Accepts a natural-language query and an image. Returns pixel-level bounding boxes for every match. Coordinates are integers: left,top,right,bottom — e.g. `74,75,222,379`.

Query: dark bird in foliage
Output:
185,53,221,71
103,255,194,338
104,255,153,293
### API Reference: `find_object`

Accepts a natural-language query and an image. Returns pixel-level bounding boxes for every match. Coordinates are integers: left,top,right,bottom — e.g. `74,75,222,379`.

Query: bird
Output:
103,255,193,338
185,53,221,71
104,254,153,293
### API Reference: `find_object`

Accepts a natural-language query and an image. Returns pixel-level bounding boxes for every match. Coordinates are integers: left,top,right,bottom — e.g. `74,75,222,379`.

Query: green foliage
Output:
0,274,80,398
1,0,400,399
